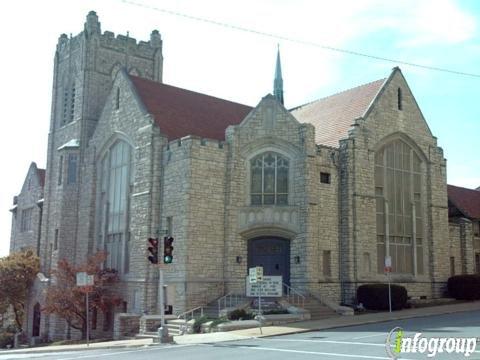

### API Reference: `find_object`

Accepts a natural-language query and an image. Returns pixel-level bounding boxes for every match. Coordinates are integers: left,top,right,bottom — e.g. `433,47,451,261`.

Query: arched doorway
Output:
247,237,290,285
32,303,41,337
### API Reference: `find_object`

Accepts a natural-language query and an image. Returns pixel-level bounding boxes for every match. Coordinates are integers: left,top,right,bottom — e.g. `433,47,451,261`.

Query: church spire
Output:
273,46,284,105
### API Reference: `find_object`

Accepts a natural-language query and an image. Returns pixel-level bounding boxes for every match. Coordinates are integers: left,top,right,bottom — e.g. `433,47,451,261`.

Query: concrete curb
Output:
2,301,479,354
0,341,163,355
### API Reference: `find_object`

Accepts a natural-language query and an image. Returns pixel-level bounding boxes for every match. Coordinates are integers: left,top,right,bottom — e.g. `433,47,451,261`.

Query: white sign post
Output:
76,272,94,346
385,256,392,313
248,267,264,334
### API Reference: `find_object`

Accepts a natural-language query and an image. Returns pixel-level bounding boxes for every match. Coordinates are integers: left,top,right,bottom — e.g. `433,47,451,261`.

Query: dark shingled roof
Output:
448,184,480,220
291,79,386,147
130,76,252,141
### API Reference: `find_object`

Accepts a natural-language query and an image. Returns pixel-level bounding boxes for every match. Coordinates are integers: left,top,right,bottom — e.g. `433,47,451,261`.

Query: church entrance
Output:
247,237,290,285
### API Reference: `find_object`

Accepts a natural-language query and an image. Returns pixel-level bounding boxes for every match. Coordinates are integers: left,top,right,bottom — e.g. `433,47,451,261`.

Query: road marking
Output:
55,344,194,360
213,344,416,359
261,338,385,347
351,333,387,340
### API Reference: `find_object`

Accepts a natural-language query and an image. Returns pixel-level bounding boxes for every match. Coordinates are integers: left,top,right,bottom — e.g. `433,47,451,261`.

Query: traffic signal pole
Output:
158,267,169,343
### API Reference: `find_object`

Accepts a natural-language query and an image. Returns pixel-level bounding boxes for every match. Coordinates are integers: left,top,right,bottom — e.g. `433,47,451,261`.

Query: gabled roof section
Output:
129,76,252,141
291,78,386,147
448,184,480,220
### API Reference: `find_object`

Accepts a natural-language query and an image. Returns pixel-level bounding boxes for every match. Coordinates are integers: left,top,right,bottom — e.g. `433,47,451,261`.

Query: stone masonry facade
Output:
9,12,479,341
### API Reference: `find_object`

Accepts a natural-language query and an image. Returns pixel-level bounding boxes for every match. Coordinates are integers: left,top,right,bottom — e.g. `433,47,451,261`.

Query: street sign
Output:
75,272,95,347
249,266,264,283
249,267,257,284
384,256,392,273
255,266,263,282
76,272,94,287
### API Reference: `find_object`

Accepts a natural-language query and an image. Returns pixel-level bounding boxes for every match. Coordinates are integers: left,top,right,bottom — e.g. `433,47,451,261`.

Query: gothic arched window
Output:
98,140,132,272
251,152,289,205
375,139,423,274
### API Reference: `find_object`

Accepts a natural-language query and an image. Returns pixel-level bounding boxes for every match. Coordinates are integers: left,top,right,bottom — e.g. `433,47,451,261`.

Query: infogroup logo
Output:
385,327,478,358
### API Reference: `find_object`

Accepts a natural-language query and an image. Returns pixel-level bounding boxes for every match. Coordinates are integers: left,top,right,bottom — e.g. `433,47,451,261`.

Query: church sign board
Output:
246,275,282,297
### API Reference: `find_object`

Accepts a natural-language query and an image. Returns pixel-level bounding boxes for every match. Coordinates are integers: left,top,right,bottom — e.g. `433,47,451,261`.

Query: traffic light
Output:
147,238,159,264
163,236,174,264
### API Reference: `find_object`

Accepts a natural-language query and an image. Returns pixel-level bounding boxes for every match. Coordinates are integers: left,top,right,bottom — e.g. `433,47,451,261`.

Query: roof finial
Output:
273,45,284,105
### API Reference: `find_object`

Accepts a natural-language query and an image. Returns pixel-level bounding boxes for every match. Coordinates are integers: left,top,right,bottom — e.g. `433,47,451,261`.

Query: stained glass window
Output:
251,152,289,205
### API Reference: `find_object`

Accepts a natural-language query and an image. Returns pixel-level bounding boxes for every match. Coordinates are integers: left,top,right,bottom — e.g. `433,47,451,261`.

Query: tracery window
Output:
375,139,423,274
251,152,288,205
98,140,132,272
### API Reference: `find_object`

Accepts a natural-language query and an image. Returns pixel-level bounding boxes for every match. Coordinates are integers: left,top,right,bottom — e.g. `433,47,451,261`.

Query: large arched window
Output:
251,152,288,205
98,140,132,272
375,139,423,274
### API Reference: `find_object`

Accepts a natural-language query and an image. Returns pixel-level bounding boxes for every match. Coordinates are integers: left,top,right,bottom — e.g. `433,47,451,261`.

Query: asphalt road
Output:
1,311,479,360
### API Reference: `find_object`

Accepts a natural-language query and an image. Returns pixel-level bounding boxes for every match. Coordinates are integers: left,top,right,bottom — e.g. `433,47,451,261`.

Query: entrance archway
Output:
32,303,41,337
247,237,290,285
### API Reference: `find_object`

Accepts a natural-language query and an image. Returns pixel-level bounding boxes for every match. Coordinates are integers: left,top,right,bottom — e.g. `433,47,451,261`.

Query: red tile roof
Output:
291,79,386,147
130,76,252,141
448,184,480,220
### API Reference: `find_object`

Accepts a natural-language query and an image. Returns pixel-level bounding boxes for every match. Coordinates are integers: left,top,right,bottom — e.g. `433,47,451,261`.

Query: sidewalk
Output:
175,301,480,344
2,300,480,354
0,338,156,355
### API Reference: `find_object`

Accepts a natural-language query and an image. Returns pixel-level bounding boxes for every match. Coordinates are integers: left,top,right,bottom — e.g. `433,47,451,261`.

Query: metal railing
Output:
283,283,306,308
177,306,204,322
217,293,244,315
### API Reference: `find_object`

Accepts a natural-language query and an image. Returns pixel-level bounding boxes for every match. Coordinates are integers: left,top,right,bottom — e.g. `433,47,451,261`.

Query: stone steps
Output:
301,296,337,320
166,319,188,336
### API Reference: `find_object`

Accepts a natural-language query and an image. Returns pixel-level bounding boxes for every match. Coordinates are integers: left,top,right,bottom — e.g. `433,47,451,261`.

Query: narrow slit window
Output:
115,88,120,110
397,88,403,110
70,83,76,122
67,153,78,184
58,155,64,185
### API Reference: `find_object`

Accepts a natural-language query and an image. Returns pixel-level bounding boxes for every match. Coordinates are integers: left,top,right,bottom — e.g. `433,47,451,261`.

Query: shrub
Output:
192,316,211,334
209,317,229,331
0,325,17,348
448,275,480,300
227,309,254,320
357,284,408,311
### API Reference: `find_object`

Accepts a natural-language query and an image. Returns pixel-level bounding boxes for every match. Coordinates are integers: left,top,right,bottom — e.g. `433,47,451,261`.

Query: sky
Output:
0,0,478,257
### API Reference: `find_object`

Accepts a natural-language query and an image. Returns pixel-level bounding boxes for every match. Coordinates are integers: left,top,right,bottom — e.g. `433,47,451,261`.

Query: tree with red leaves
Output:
43,252,122,339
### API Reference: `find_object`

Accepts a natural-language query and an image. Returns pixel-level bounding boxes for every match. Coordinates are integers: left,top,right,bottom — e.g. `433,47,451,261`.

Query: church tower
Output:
273,46,284,105
40,11,164,276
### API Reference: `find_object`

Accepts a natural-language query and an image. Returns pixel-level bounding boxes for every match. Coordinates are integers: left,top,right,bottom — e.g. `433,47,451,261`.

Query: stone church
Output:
9,11,480,341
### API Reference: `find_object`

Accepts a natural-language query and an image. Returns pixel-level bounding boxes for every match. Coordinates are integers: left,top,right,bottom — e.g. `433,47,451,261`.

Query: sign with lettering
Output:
249,267,257,283
76,272,94,287
248,266,264,283
246,275,282,297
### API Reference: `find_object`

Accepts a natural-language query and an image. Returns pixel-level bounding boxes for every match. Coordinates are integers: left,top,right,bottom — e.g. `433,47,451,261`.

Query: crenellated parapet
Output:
165,135,226,154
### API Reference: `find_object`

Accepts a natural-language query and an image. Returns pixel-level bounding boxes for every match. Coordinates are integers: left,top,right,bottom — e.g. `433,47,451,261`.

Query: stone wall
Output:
35,11,164,340
339,69,449,303
113,313,141,340
10,163,44,254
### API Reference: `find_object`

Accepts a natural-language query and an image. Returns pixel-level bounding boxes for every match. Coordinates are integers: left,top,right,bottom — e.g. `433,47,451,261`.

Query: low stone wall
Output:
113,313,141,340
139,314,177,334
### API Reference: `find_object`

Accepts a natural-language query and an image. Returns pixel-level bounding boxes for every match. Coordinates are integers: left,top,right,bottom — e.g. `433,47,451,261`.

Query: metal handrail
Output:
217,293,244,315
177,306,204,321
283,283,306,308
